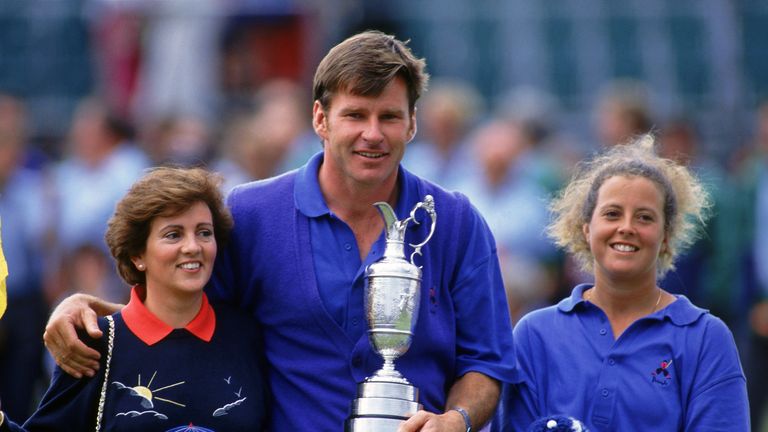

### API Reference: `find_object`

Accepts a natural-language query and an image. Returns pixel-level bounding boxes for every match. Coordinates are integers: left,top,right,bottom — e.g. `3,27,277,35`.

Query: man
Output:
41,30,515,431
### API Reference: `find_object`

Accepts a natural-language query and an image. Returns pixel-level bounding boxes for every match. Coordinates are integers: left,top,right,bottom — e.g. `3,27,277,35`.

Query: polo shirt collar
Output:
557,283,591,312
294,151,419,221
122,285,216,346
558,283,707,326
295,151,328,217
661,294,708,326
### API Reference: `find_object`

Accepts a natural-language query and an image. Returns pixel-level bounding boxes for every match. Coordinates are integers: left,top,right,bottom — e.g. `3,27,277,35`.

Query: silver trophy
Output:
345,195,437,431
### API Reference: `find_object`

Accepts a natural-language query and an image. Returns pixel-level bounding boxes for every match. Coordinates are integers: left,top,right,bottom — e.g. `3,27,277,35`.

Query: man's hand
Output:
397,371,501,431
43,293,122,378
398,409,466,432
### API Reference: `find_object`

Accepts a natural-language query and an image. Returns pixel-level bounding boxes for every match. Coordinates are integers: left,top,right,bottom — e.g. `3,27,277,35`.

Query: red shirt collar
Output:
122,285,216,346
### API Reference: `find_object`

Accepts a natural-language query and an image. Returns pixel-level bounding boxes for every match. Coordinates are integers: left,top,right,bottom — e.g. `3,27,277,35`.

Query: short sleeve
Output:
493,316,539,431
452,203,516,384
684,317,749,431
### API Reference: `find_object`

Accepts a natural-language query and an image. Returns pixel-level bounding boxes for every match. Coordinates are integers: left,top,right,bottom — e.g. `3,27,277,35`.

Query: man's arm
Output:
43,293,123,378
398,371,500,432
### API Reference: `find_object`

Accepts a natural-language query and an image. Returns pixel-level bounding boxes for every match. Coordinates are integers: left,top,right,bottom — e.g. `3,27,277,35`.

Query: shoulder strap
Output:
94,315,115,432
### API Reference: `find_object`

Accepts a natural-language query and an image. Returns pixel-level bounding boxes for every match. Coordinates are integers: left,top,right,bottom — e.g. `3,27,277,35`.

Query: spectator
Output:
456,118,557,323
50,97,149,303
727,101,768,431
593,79,654,148
402,78,483,191
0,94,52,419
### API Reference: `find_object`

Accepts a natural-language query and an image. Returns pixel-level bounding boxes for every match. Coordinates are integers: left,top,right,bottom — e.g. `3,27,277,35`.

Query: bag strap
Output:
95,315,115,432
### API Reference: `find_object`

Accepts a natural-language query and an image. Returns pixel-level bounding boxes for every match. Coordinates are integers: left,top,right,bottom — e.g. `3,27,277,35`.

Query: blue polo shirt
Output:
296,153,425,342
495,283,749,432
211,152,516,431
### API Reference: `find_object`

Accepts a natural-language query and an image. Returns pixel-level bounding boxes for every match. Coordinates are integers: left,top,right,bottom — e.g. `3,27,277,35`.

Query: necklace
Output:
584,287,663,315
650,288,663,314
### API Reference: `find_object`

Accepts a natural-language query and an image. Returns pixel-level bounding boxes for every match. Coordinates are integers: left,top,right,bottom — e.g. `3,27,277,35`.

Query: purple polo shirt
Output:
495,283,749,432
211,152,516,431
295,154,419,342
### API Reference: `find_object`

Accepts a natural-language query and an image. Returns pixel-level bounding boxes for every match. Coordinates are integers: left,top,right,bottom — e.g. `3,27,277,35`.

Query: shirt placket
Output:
588,310,618,429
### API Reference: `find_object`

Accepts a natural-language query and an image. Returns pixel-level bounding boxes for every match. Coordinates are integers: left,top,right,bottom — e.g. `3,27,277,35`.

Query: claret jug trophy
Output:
345,195,437,431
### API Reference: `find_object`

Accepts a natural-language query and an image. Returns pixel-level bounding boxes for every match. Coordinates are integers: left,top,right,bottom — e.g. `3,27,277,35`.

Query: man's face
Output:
312,76,416,190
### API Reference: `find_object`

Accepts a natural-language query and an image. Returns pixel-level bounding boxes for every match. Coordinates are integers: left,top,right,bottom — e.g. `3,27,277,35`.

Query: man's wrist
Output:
450,406,471,432
0,410,5,426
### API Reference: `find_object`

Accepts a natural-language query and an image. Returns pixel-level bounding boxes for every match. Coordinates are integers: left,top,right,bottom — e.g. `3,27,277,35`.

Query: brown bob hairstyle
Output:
105,166,233,287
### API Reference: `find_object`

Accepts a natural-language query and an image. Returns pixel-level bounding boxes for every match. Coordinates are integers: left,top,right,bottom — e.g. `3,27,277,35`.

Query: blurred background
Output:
0,0,767,429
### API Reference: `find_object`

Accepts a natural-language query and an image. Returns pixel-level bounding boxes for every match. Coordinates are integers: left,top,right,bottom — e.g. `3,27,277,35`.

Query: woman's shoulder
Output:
666,295,726,331
514,304,563,333
72,316,114,355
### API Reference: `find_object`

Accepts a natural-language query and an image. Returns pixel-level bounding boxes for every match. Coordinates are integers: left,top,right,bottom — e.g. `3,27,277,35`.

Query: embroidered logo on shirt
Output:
429,286,438,313
113,371,186,411
651,359,673,385
111,371,248,428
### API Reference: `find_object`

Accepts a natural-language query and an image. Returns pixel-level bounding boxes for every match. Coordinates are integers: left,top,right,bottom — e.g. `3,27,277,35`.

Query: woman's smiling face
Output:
583,175,668,284
132,201,217,299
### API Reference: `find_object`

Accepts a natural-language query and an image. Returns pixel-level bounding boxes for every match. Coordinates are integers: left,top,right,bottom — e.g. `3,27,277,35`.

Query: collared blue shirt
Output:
294,153,416,341
211,151,516,431
495,283,749,432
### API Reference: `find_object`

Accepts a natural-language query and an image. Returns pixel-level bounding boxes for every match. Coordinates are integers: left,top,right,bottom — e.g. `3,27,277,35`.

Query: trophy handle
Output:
407,195,436,266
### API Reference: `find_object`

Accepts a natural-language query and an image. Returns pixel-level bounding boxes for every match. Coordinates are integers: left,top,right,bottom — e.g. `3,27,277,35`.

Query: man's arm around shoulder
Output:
43,293,123,378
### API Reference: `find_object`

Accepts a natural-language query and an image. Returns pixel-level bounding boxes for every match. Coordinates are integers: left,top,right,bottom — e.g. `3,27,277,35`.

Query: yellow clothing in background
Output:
0,219,7,319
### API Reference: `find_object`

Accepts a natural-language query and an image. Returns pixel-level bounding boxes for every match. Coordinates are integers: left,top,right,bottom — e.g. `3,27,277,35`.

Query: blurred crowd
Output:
1,1,767,430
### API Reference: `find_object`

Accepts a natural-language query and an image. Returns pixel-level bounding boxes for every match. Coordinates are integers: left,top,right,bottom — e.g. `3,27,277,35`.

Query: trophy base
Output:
345,381,422,432
346,417,408,431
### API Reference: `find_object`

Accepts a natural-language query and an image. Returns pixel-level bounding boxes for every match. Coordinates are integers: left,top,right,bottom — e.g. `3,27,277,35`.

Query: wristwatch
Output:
451,406,471,432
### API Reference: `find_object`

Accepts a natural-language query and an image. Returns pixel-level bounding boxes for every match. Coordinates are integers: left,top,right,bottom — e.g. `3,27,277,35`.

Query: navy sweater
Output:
3,303,265,432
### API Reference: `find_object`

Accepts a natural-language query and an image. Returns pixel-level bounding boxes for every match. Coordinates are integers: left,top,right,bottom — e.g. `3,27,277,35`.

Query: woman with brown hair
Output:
1,167,265,431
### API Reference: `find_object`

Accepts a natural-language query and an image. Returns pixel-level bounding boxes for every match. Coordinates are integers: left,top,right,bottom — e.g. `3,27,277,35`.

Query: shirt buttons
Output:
601,389,609,397
344,243,352,251
608,358,616,366
352,318,359,326
599,328,608,335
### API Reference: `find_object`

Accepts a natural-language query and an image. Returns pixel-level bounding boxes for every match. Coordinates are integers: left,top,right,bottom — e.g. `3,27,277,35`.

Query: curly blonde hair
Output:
546,134,711,277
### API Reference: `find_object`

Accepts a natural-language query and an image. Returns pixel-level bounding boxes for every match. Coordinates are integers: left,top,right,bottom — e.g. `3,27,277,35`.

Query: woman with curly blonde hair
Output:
495,135,749,431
